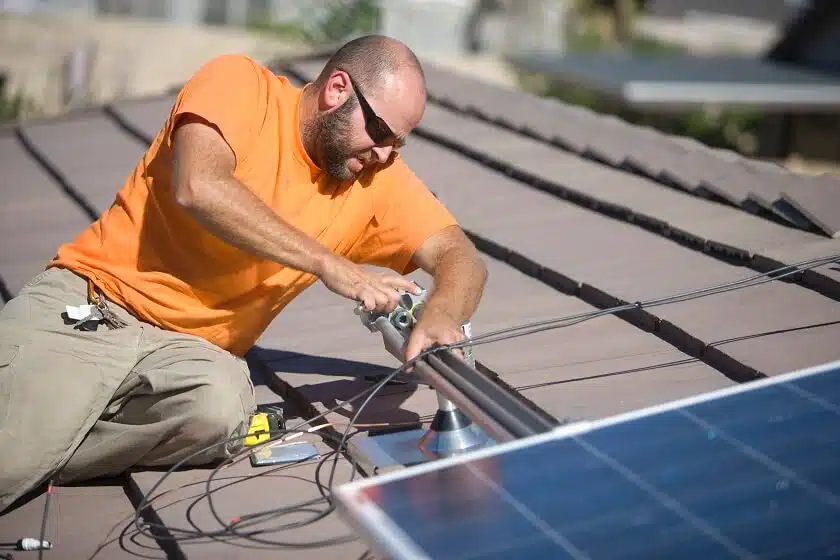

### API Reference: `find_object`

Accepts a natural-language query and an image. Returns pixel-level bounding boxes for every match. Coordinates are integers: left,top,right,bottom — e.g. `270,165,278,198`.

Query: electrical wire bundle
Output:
11,252,839,558
128,378,409,552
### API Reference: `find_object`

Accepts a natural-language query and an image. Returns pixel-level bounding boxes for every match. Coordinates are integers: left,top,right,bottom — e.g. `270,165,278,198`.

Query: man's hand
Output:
403,305,466,367
318,254,421,313
400,225,486,368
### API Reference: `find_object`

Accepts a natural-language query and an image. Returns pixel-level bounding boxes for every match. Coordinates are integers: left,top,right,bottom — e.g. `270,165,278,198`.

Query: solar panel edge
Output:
337,358,840,559
333,492,434,560
336,423,571,500
337,357,840,495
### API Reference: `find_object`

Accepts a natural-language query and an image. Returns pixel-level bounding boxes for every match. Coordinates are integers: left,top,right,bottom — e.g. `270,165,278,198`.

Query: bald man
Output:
0,35,487,511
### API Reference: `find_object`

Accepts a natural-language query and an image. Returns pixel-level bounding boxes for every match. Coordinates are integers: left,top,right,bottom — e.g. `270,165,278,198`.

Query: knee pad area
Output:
179,384,250,459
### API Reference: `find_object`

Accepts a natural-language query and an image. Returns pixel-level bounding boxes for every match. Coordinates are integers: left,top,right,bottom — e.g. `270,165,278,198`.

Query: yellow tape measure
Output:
245,413,272,447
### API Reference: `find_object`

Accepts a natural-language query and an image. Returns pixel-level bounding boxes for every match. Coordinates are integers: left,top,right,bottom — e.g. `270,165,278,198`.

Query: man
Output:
0,35,487,511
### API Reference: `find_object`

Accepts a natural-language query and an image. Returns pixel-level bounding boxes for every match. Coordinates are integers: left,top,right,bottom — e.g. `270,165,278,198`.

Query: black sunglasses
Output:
343,71,403,147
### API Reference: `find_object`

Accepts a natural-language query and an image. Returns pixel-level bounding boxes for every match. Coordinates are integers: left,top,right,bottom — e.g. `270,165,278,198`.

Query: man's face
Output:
317,70,425,181
318,94,365,181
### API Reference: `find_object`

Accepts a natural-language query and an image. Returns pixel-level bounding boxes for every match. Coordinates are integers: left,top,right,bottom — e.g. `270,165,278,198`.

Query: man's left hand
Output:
403,305,465,368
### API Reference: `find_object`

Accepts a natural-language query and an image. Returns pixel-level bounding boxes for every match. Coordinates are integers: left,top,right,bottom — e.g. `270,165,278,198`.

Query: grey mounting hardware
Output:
354,286,494,469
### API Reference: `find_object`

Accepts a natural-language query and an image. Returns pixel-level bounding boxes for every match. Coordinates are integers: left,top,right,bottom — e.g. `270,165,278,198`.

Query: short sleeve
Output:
168,54,269,168
350,159,458,275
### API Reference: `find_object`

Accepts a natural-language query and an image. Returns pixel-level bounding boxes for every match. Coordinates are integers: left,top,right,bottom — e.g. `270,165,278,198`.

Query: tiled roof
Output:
2,53,840,558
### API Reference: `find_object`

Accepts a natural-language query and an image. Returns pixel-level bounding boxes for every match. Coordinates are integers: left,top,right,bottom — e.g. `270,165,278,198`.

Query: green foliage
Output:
628,35,686,56
524,18,766,156
317,0,380,42
0,86,38,123
566,14,686,54
248,0,381,45
246,19,310,42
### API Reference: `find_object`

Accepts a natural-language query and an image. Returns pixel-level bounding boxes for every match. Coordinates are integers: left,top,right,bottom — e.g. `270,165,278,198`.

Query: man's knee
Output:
190,384,249,439
162,382,252,463
128,333,256,466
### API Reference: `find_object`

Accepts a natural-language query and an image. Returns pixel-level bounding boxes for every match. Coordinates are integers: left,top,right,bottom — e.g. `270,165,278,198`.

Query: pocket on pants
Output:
0,340,124,495
0,322,139,475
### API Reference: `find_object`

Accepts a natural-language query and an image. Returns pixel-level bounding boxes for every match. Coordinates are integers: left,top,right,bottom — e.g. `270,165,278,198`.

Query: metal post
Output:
354,289,495,470
417,320,492,458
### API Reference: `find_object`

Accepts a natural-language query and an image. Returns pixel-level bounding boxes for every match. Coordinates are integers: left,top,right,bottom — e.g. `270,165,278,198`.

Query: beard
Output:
318,95,360,181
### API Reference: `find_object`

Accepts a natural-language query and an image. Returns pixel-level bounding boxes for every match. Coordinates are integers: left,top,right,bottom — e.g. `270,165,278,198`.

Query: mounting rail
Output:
354,287,555,469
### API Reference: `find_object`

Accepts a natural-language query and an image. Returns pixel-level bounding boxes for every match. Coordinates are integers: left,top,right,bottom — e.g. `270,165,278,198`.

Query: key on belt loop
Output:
86,278,128,329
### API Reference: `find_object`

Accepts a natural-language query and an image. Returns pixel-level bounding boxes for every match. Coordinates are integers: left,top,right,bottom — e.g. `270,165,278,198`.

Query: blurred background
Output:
1,0,838,175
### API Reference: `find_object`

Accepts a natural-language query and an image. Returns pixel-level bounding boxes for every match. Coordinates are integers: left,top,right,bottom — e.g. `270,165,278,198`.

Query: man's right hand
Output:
317,254,421,313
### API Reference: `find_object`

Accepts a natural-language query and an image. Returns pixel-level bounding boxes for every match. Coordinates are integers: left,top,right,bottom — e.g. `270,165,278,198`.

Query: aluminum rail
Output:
373,315,556,443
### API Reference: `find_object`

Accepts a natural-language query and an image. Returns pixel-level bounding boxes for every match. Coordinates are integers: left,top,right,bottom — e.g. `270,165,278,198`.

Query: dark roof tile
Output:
744,189,817,229
753,238,840,296
398,60,840,242
0,135,87,211
780,175,840,237
666,210,817,255
708,321,840,376
389,63,840,303
128,445,368,559
1,228,77,265
658,149,731,195
0,134,91,292
574,114,644,167
615,124,689,176
22,113,147,214
401,134,840,378
407,108,823,258
0,478,160,558
509,353,732,420
106,95,177,143
702,158,814,229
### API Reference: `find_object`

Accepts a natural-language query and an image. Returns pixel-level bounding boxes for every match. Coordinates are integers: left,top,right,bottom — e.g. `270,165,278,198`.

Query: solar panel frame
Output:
335,359,840,560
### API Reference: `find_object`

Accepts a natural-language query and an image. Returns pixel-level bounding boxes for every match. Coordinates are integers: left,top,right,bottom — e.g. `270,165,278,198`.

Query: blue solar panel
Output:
335,360,840,559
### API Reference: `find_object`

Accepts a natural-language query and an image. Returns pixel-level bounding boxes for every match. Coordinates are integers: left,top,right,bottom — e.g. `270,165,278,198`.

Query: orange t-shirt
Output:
50,54,457,356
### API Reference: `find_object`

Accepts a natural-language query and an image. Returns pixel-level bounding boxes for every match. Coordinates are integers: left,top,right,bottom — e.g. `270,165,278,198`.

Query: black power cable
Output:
29,251,840,555
462,252,840,347
130,364,408,549
127,251,839,550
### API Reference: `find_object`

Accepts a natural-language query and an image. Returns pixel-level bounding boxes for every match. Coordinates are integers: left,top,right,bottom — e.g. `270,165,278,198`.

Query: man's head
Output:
301,35,426,181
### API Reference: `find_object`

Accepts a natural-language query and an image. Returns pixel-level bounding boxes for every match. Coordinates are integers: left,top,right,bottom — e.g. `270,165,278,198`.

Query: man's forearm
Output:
425,247,487,324
176,176,333,275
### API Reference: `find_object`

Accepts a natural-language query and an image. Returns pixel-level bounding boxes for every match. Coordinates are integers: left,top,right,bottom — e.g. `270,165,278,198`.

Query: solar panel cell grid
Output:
343,363,840,560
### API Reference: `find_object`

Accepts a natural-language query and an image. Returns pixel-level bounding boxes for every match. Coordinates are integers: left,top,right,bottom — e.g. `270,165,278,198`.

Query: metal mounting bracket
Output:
353,286,495,469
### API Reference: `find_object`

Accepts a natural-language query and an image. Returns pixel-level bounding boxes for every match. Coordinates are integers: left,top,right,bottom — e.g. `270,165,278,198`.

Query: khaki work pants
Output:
0,267,256,512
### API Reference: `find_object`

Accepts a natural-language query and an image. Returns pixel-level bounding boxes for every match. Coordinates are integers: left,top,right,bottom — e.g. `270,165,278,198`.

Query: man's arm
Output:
171,116,418,311
403,225,488,362
172,115,332,274
411,225,487,323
